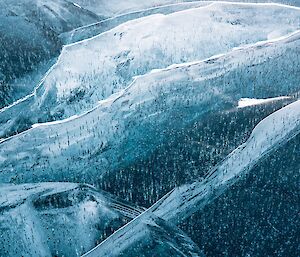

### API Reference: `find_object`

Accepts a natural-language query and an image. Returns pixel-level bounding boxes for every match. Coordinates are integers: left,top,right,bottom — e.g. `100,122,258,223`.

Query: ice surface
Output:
60,2,211,44
0,182,203,257
0,1,299,256
153,100,300,222
68,0,300,17
0,30,299,184
82,212,205,257
0,0,100,34
0,183,144,256
0,0,101,107
73,0,193,17
87,99,300,256
180,131,300,256
1,2,300,138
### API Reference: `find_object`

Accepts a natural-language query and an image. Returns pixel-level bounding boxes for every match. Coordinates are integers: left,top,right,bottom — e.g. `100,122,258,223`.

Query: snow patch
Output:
32,115,79,128
238,96,290,108
73,2,82,9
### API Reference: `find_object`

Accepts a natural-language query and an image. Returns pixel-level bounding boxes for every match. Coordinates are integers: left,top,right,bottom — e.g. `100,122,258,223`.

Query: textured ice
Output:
72,0,196,17
1,2,300,138
0,2,299,256
0,183,203,257
0,183,144,257
0,0,101,107
153,100,300,222
60,2,211,44
87,99,300,256
63,0,300,16
0,30,299,184
83,213,205,257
